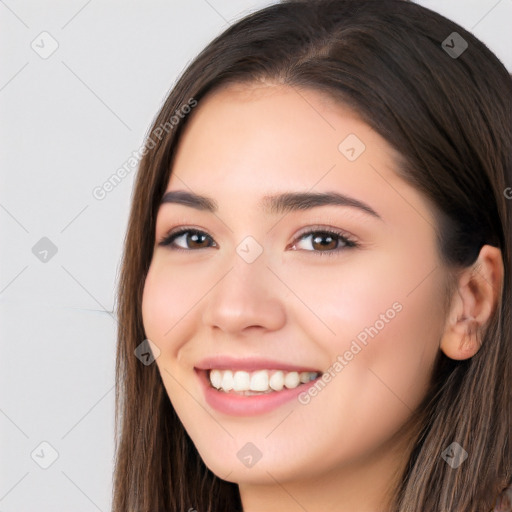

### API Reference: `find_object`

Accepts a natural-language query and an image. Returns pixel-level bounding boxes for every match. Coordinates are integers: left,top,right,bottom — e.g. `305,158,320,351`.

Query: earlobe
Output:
439,244,504,361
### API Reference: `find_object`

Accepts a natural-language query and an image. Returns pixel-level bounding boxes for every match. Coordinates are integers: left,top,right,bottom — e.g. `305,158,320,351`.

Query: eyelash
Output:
157,226,359,257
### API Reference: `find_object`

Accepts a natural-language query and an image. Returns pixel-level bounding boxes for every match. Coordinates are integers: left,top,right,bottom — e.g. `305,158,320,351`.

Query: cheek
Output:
141,262,203,408
278,258,444,462
283,248,444,411
344,247,446,402
141,261,191,349
366,274,445,399
141,265,167,343
141,257,223,357
279,247,439,345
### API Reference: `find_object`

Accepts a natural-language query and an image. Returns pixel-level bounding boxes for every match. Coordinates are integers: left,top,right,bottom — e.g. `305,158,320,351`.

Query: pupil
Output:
314,233,336,250
191,233,206,247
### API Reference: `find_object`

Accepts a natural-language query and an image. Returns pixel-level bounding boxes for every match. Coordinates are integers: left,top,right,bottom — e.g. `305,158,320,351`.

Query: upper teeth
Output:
209,369,320,392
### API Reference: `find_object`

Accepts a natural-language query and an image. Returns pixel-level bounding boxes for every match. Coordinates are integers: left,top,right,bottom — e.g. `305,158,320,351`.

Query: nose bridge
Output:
201,239,286,333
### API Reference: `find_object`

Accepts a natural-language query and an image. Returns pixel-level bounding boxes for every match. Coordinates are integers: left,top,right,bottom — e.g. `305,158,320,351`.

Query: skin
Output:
141,82,503,512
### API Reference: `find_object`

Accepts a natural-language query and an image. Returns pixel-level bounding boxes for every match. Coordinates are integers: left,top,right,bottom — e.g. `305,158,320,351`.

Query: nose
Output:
201,251,286,335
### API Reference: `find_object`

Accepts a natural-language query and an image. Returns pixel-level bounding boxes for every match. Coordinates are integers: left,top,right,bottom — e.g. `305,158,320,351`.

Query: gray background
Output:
1,1,511,510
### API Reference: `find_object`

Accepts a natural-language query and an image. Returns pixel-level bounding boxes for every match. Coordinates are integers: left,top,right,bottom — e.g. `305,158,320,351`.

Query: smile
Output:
195,368,323,416
209,368,320,395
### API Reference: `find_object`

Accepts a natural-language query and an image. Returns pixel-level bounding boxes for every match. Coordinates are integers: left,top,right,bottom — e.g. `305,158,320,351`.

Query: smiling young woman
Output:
111,1,512,511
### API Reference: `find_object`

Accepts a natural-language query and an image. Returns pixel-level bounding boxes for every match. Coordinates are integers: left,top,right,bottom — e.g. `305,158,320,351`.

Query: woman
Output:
112,0,512,510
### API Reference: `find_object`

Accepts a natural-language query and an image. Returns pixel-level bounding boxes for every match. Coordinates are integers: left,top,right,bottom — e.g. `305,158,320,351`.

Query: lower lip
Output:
195,369,320,416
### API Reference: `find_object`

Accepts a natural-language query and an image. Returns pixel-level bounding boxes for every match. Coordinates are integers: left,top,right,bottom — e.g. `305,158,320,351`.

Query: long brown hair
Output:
112,1,512,510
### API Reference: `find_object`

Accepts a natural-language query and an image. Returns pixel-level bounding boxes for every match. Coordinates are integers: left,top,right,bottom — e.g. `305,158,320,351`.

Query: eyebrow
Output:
159,189,382,219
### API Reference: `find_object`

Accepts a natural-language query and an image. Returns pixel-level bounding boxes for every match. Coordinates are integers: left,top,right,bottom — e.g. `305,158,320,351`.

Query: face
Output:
141,83,449,489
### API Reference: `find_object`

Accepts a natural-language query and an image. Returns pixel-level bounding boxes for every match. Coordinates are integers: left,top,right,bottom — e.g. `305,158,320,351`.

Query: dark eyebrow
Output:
159,190,382,219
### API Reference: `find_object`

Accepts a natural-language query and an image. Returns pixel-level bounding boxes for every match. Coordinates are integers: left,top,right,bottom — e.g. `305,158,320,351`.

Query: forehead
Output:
169,83,396,184
157,85,436,250
161,82,435,232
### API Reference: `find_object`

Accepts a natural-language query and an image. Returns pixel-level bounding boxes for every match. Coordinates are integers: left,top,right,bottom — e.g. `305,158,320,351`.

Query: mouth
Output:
200,368,322,396
194,364,324,416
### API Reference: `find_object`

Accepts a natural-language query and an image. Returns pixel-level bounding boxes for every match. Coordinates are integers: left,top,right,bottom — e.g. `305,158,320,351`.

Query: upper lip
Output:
194,355,321,373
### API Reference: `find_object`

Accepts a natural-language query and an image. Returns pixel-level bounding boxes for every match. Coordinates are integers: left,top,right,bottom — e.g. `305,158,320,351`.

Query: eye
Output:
158,226,359,256
158,228,216,251
290,228,358,256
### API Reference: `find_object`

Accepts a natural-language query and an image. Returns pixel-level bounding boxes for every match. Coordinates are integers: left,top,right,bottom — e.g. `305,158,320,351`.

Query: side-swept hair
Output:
112,1,512,510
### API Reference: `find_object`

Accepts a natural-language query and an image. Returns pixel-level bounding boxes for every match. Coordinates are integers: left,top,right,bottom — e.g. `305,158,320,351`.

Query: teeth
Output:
284,371,300,389
250,370,269,391
269,371,284,391
233,371,251,391
221,370,234,391
210,369,222,389
299,371,313,384
208,368,320,393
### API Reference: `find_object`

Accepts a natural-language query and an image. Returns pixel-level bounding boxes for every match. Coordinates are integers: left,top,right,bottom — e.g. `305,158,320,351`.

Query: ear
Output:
440,244,504,360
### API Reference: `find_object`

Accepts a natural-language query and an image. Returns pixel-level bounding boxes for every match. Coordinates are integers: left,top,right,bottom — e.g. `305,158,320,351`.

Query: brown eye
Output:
291,229,358,256
159,229,216,250
310,232,339,251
